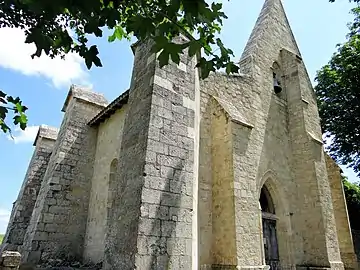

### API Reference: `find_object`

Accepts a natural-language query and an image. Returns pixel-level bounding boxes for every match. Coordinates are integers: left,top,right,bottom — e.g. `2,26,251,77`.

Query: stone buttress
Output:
104,37,200,270
3,0,359,269
239,0,345,268
326,155,359,270
20,86,108,264
198,0,351,269
1,126,58,252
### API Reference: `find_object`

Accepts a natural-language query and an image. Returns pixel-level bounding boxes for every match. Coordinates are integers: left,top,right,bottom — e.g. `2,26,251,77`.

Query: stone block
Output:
33,232,48,241
44,223,58,233
148,205,169,220
135,254,153,269
161,221,176,237
138,217,161,237
160,192,181,207
144,164,160,177
1,251,21,267
166,238,188,256
141,188,161,204
42,213,54,223
144,176,168,191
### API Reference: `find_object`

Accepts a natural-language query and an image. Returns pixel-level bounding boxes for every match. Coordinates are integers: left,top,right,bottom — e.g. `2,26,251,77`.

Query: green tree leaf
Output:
342,176,360,229
0,0,242,135
158,49,170,68
0,90,28,135
188,40,202,57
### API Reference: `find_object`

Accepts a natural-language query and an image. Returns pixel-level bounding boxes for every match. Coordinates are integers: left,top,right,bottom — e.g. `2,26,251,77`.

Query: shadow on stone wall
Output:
2,147,53,253
255,91,294,270
21,115,98,265
147,159,186,269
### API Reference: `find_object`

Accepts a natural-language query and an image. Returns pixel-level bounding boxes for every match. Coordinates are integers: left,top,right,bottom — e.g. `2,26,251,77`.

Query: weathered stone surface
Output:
2,126,58,253
103,35,198,270
3,0,356,270
326,155,359,270
83,104,128,264
20,86,108,264
1,251,21,269
61,85,108,112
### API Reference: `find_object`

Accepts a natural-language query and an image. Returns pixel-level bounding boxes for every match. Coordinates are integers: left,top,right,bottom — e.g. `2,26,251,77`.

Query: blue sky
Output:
0,0,357,233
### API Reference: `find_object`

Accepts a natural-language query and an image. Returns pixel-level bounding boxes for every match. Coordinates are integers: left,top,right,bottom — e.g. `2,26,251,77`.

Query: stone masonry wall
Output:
282,48,342,268
2,126,58,252
236,0,342,268
84,105,128,264
198,0,344,269
198,73,255,267
326,155,358,270
0,251,21,270
104,37,199,269
210,98,237,266
21,86,108,264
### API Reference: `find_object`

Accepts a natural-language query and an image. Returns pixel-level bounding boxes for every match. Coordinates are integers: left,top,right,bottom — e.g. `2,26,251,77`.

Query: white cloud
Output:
0,27,89,88
7,125,39,144
0,208,11,234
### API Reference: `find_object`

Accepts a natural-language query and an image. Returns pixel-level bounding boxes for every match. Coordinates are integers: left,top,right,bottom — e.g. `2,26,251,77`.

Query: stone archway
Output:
258,172,295,270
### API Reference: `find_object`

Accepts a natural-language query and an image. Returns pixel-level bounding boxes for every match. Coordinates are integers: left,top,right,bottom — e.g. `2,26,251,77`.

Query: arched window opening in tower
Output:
272,61,283,94
273,72,282,94
260,185,275,214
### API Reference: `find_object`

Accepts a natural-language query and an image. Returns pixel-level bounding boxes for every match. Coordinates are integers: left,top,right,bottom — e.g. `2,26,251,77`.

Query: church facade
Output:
2,0,359,269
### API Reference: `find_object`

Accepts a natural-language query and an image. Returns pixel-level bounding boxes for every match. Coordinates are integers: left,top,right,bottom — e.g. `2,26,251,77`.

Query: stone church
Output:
2,0,359,269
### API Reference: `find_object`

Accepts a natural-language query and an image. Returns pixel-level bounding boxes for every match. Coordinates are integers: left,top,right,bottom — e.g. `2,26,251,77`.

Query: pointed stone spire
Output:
240,0,301,61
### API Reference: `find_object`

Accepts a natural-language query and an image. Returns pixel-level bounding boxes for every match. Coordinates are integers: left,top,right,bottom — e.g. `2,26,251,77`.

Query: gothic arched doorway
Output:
260,185,280,270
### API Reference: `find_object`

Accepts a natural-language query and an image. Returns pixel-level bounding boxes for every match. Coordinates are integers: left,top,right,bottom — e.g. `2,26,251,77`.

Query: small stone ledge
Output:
280,47,302,62
0,251,21,269
296,266,331,270
211,95,254,129
62,85,108,112
307,132,323,145
35,259,102,270
33,125,59,146
207,71,252,80
200,264,238,270
301,98,309,105
201,266,270,270
237,266,270,270
238,54,255,75
231,118,254,129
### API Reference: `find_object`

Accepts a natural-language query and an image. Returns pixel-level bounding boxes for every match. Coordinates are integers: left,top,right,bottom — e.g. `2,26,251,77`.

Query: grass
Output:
0,234,3,244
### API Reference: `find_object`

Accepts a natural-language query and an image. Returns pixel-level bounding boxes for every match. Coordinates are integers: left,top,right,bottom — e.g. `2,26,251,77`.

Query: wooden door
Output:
262,218,280,270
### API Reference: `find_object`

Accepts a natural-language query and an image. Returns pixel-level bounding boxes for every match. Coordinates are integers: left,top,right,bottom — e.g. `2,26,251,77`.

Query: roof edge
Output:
62,85,108,112
88,90,130,126
33,125,59,146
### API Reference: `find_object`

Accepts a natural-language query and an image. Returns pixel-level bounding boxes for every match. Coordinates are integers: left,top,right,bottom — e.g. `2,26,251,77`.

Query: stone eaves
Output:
33,125,59,146
62,85,108,112
88,90,129,127
211,95,254,129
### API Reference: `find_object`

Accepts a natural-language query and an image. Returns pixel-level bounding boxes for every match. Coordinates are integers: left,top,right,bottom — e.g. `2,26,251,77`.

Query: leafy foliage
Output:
0,0,239,135
0,90,28,136
0,0,238,77
342,176,360,230
315,5,360,175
